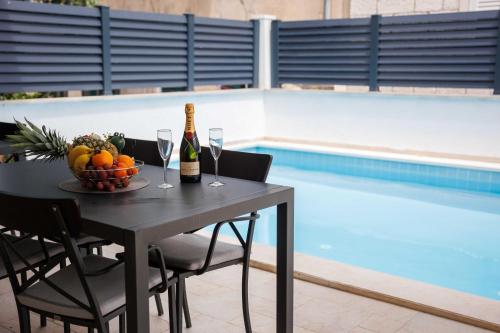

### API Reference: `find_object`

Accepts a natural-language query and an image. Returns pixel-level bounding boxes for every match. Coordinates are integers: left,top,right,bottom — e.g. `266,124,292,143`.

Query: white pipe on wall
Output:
252,15,275,90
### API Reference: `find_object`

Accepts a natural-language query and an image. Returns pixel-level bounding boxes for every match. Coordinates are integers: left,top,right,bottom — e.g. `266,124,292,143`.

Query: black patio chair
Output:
1,121,24,163
0,193,178,333
122,137,163,167
157,148,272,333
0,228,65,328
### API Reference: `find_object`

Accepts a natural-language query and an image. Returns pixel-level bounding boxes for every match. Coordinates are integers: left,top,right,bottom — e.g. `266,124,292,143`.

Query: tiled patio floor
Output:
0,245,492,333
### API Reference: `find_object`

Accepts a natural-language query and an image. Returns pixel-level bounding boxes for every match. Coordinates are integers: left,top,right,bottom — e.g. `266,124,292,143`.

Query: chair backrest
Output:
0,122,17,140
123,138,163,167
1,122,25,162
123,137,273,182
0,193,82,239
201,146,272,182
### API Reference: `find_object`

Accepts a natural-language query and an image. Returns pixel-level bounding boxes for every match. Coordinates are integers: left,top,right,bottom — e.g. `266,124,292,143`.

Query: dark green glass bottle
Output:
180,103,201,183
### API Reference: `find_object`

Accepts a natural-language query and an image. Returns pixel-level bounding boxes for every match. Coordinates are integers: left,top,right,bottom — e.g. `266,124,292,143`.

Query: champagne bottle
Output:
180,103,201,183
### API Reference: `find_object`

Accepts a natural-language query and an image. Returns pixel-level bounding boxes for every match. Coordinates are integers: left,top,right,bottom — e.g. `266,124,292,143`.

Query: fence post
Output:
251,19,260,88
368,15,380,92
186,13,195,91
271,20,280,88
493,12,500,94
99,6,112,95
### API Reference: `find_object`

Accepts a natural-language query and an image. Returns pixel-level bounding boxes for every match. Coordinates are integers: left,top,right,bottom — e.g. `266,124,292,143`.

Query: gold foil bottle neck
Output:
185,103,194,114
184,103,195,133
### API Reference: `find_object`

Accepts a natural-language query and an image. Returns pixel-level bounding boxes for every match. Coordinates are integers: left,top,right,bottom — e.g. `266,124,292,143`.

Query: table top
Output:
0,160,292,244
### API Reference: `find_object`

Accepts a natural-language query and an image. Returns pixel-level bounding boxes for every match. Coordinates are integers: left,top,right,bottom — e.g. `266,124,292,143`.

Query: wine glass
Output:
209,128,224,187
157,129,174,189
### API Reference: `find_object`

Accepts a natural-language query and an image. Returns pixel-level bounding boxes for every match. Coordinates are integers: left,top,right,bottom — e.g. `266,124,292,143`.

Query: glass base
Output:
158,183,174,189
209,180,225,187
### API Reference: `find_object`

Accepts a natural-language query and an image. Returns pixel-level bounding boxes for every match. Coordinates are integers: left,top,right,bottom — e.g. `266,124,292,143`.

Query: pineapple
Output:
6,118,69,162
72,133,118,158
6,118,118,161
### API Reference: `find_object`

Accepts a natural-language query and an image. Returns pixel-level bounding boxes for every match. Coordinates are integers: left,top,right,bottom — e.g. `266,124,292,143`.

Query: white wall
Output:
1,89,500,159
0,89,265,150
264,90,500,159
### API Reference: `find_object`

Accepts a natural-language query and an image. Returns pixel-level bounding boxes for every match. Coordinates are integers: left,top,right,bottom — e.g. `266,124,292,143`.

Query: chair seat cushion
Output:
151,234,244,271
17,254,171,320
74,234,111,248
0,234,64,279
48,234,110,248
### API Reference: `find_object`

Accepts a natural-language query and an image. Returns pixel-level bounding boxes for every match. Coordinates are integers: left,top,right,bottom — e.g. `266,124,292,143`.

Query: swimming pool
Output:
176,146,500,300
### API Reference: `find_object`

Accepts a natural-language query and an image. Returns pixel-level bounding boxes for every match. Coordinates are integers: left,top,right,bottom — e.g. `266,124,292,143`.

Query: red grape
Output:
106,184,116,192
122,178,129,187
96,182,104,191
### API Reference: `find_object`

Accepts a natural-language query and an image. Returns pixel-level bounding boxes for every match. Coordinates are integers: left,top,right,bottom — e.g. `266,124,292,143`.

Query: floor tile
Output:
0,247,494,333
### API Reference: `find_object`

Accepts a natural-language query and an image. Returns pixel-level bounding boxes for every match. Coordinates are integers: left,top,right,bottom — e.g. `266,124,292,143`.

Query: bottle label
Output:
180,161,200,176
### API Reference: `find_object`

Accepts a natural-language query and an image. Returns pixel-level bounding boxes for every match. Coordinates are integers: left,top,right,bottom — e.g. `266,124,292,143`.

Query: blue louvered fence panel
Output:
109,10,189,90
378,11,500,89
0,1,104,93
0,1,258,94
194,16,257,87
274,18,372,87
274,10,500,93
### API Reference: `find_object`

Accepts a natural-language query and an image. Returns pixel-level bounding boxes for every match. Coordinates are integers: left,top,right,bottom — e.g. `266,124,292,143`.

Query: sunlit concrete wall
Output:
2,89,499,159
350,0,471,18
99,0,350,20
0,90,265,150
264,90,500,159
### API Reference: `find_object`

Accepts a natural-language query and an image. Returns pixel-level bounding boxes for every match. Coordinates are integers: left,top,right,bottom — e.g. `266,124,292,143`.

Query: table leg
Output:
124,232,150,332
277,193,294,333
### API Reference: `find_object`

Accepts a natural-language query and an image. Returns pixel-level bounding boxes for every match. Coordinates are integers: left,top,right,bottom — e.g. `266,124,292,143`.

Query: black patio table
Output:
0,160,294,333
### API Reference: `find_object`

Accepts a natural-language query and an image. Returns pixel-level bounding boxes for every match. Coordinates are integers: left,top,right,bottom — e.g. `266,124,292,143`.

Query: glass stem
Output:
163,159,168,184
215,158,219,182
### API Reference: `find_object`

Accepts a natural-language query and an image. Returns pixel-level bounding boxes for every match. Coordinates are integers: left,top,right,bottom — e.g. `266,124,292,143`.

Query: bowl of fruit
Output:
6,120,147,193
70,148,143,192
67,134,144,192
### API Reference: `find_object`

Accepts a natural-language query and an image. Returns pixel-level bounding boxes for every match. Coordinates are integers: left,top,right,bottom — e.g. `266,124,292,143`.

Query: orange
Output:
92,150,113,168
117,154,135,168
114,162,128,178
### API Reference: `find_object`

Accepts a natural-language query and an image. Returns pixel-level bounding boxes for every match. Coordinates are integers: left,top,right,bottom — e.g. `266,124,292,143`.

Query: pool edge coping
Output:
200,230,500,332
250,258,500,333
225,138,500,173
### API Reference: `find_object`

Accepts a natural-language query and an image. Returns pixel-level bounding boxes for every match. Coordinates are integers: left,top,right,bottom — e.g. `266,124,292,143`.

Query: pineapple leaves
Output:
24,118,44,136
5,118,68,161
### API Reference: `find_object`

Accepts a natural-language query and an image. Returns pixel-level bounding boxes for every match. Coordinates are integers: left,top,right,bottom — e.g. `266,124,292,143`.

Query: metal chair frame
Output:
172,211,260,333
0,194,178,333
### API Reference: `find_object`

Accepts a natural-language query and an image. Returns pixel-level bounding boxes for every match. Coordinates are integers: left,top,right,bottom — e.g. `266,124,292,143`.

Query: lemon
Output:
67,145,92,168
73,153,92,173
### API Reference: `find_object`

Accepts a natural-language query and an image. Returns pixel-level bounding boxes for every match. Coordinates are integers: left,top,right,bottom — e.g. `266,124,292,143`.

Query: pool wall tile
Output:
242,146,500,195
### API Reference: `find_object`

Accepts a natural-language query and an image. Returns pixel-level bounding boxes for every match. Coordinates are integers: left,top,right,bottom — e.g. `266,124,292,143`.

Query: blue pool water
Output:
176,147,500,300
